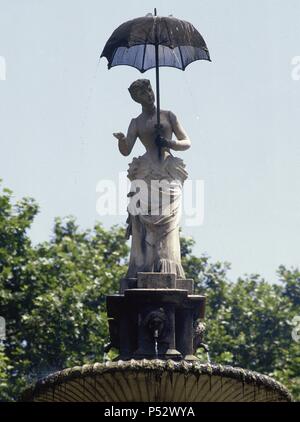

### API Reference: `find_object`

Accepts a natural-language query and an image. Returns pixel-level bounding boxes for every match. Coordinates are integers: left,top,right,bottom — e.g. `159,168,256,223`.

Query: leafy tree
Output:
0,345,10,401
0,183,128,400
181,237,300,400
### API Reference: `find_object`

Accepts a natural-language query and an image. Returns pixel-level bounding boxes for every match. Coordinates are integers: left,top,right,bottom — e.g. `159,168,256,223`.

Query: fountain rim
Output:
21,359,292,402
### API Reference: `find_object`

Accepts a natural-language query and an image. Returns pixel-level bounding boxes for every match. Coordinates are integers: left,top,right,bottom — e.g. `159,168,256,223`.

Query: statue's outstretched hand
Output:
113,132,126,141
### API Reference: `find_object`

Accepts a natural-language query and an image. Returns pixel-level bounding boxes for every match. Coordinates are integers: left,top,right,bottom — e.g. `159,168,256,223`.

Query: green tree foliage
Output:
181,236,300,400
0,183,128,400
0,184,299,401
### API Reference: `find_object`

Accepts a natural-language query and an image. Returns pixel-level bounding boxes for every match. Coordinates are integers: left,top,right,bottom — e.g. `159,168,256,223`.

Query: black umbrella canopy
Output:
101,14,211,72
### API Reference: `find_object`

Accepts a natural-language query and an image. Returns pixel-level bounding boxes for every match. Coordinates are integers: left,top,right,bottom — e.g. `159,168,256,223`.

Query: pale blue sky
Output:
0,0,299,282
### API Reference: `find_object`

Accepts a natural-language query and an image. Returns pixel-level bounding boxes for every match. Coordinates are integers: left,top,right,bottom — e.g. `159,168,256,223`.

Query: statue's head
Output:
128,79,155,106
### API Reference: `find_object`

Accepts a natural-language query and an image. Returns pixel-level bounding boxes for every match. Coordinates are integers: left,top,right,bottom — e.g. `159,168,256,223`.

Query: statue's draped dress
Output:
126,152,187,278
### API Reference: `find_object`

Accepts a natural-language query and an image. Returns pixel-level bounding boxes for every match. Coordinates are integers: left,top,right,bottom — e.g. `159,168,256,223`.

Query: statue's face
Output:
134,84,155,106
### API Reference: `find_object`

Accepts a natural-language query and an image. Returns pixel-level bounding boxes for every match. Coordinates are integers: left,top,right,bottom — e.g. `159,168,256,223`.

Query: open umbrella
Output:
100,9,210,144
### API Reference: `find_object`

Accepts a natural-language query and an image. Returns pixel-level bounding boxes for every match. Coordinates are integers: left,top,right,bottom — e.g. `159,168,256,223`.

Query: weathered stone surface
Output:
137,272,176,289
107,272,206,361
120,273,194,293
119,277,138,293
22,360,293,402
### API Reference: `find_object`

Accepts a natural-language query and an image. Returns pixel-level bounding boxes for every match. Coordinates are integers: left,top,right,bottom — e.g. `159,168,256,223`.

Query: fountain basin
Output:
21,360,292,402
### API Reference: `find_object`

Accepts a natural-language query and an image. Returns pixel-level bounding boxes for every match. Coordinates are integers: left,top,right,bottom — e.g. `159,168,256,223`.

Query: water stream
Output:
155,338,158,359
154,329,159,359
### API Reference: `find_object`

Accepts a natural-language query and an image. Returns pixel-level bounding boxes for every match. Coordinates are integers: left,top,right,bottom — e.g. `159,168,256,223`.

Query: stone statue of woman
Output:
113,79,191,278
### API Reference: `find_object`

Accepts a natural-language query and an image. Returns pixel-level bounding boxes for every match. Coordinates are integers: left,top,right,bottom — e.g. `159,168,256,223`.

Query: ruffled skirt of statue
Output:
125,153,188,279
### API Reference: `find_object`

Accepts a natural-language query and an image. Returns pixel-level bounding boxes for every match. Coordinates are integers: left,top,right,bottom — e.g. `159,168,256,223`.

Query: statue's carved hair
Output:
128,79,152,101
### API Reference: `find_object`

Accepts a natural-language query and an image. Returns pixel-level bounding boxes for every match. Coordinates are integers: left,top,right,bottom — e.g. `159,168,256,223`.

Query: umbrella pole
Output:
155,42,161,159
155,44,160,128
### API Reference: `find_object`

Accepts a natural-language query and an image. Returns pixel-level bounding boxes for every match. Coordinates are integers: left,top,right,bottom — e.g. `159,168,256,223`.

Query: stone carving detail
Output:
193,320,209,355
106,273,206,361
143,308,167,340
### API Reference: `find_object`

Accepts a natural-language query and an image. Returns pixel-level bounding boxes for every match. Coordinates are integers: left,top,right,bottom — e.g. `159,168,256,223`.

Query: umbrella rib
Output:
141,43,147,72
178,46,185,70
109,47,119,67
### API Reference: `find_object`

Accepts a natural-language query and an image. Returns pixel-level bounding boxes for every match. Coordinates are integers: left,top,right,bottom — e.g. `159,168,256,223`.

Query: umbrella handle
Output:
155,134,162,160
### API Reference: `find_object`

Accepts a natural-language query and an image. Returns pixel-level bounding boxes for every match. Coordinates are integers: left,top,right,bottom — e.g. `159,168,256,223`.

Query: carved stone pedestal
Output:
22,275,293,403
106,272,206,361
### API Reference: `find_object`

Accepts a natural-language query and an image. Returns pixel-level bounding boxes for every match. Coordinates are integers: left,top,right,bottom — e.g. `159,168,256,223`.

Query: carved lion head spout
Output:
143,308,167,339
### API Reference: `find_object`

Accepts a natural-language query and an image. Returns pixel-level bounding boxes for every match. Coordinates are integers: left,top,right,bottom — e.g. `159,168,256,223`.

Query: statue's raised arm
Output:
113,118,138,156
